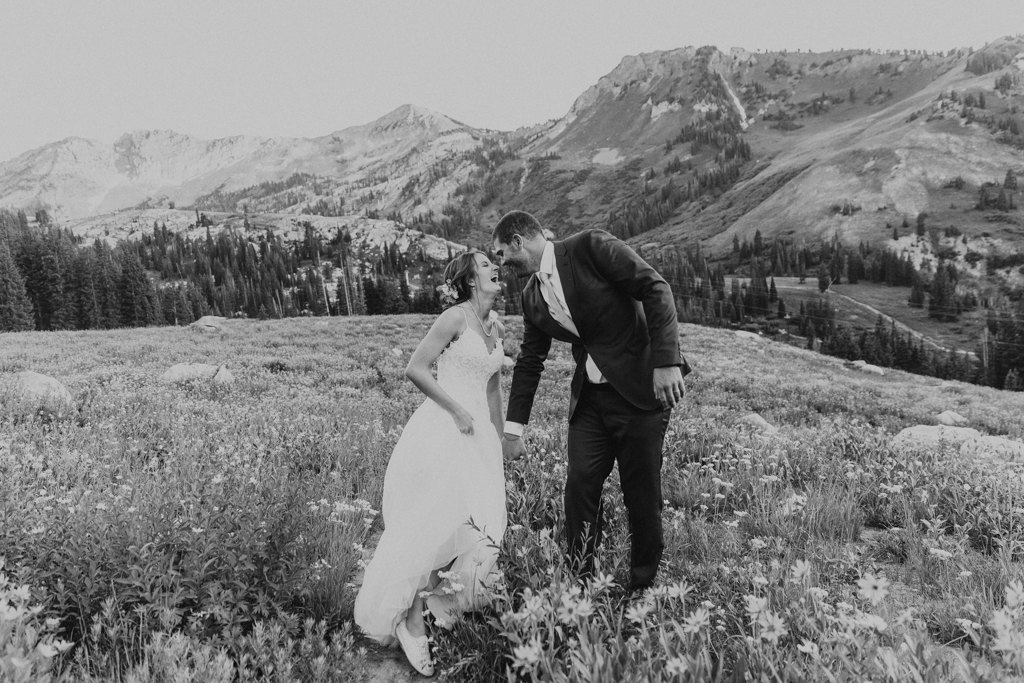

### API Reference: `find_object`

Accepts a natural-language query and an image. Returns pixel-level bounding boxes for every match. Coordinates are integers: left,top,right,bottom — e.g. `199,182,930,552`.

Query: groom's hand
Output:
502,435,526,461
653,366,685,409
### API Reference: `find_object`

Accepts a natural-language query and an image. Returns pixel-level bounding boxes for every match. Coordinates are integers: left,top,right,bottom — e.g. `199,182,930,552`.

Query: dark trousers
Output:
565,381,671,590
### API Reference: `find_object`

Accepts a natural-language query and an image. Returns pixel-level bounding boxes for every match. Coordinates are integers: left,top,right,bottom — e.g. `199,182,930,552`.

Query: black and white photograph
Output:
2,1,1024,680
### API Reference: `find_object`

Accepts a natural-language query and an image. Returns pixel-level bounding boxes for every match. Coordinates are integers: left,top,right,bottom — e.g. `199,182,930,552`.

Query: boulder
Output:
960,435,1024,462
391,347,403,358
958,438,1024,464
212,366,235,387
850,360,867,368
15,371,75,414
891,425,982,453
160,363,220,384
736,413,778,434
936,410,968,426
734,330,763,342
189,316,226,332
857,364,885,376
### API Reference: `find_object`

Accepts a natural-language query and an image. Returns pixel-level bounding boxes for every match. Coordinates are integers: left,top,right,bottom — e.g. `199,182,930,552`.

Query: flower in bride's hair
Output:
437,279,458,305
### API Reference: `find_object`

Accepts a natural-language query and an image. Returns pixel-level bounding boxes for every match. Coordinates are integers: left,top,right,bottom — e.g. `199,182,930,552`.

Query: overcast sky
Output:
1,0,1021,163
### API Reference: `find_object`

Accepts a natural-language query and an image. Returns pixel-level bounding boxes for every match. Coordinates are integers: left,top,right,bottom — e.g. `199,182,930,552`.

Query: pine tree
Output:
72,251,101,330
119,249,150,327
908,277,926,308
363,277,381,315
997,188,1011,212
927,265,958,321
817,270,831,293
0,242,35,331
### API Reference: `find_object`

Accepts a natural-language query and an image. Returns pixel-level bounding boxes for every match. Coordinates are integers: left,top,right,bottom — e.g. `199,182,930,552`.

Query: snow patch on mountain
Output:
648,98,683,122
591,148,624,165
720,79,749,130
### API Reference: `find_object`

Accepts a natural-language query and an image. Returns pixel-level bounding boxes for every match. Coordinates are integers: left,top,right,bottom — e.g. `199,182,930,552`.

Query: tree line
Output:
0,209,448,333
4,207,1021,390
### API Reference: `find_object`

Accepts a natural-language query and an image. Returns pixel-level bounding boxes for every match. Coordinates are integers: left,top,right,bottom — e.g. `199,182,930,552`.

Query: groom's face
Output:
493,235,530,277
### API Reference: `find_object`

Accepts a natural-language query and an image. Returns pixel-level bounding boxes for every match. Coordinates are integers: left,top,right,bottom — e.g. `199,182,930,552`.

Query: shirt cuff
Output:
504,421,524,438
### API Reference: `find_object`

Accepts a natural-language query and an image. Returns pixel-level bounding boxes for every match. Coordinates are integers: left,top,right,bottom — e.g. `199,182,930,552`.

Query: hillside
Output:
490,39,1024,259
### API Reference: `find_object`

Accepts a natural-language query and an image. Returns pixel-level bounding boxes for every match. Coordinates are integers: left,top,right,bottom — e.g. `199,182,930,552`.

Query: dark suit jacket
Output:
507,229,691,425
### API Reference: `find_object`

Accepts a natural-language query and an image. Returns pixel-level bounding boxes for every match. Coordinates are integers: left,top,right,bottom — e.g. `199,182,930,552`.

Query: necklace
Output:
464,303,493,338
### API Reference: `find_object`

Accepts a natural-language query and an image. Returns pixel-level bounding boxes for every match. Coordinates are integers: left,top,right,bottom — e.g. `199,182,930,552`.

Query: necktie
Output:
537,272,605,383
537,271,579,338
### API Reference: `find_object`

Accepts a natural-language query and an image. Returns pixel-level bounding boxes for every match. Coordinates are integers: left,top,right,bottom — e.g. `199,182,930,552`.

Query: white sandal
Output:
396,620,434,677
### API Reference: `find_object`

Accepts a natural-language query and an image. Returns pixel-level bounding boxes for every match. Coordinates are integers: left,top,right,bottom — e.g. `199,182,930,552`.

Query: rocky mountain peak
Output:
363,104,465,137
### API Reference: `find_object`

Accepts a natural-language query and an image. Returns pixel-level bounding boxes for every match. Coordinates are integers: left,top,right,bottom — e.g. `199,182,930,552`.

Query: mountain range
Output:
2,36,1023,264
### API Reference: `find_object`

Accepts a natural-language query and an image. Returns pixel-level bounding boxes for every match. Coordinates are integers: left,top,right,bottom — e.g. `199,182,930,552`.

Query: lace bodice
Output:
436,312,504,413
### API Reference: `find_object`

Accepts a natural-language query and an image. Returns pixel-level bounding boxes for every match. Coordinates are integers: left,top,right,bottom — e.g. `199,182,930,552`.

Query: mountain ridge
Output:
2,39,1022,270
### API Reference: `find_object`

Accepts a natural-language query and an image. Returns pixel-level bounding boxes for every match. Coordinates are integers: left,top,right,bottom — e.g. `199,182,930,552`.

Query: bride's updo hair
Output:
439,249,482,309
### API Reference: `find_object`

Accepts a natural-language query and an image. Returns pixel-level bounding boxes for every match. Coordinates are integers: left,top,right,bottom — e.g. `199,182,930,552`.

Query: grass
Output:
827,280,988,351
2,316,1024,681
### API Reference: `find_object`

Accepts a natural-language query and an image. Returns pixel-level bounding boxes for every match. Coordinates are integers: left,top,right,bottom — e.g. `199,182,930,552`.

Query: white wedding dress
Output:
354,312,507,645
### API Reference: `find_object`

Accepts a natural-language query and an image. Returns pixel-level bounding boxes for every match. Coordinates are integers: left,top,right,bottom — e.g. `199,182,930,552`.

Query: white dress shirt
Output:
505,242,605,438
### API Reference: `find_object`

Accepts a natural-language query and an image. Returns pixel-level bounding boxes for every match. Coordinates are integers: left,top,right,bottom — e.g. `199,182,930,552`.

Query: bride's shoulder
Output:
433,305,469,336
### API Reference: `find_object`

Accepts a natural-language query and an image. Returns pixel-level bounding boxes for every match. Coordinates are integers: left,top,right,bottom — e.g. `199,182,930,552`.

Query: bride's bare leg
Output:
405,592,427,637
404,560,455,637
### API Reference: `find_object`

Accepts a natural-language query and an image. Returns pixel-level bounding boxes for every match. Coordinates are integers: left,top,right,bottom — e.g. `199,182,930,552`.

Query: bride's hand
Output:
450,406,474,435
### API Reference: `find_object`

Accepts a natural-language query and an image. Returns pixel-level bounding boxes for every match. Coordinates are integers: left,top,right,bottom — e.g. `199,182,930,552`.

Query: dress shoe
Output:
396,620,434,677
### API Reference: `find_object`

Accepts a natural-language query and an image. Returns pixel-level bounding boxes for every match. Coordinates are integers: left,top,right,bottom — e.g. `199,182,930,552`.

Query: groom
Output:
493,210,690,591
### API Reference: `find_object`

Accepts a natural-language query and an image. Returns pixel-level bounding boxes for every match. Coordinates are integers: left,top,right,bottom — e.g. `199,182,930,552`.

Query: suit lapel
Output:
524,273,581,343
553,241,584,338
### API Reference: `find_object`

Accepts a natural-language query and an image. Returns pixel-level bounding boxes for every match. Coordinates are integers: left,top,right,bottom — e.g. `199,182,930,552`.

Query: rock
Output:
736,413,778,434
851,360,867,368
212,366,234,387
190,316,226,331
891,425,982,453
893,425,1024,465
936,410,967,426
15,371,75,414
160,363,220,383
857,364,885,376
734,330,763,342
960,435,1024,462
502,356,515,372
391,348,403,358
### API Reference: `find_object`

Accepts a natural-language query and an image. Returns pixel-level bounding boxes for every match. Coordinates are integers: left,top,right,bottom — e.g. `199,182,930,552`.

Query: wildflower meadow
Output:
2,316,1024,681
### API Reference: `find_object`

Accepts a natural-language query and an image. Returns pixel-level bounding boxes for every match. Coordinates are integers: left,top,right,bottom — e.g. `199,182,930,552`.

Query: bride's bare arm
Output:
486,321,506,438
405,308,475,434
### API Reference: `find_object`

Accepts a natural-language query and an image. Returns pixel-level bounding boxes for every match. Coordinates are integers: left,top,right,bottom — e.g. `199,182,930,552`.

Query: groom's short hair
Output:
493,210,543,245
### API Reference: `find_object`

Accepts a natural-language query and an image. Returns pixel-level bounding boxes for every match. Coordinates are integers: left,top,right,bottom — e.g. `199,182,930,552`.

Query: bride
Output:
354,250,508,676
